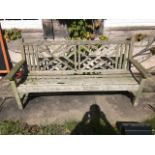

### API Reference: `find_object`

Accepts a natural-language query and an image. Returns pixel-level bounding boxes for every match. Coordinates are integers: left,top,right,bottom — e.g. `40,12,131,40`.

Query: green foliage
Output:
99,35,109,41
61,19,106,40
3,29,22,41
0,120,41,135
41,124,67,135
65,19,101,40
0,120,23,135
68,20,92,40
145,117,155,130
0,120,116,135
134,33,147,42
0,120,78,135
63,121,78,131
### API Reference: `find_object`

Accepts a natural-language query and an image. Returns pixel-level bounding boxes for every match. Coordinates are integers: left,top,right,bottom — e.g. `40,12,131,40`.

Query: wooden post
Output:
42,19,54,39
129,36,134,59
98,19,105,35
10,80,23,109
133,79,146,106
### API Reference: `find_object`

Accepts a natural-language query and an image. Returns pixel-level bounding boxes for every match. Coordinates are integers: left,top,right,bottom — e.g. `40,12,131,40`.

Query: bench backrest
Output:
22,40,132,74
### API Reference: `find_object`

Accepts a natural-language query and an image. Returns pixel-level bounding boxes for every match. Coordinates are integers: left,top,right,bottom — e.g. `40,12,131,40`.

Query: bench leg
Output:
133,79,146,106
10,81,23,110
23,93,29,105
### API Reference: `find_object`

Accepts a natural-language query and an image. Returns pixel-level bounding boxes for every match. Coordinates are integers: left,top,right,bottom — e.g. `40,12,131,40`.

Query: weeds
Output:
0,120,116,135
0,120,78,135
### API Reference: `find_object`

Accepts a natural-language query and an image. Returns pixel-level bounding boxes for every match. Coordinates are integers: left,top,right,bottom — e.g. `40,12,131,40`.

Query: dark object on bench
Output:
116,121,153,135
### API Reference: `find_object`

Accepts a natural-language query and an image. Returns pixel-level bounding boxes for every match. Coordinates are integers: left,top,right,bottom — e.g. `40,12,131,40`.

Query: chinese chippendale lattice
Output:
23,41,130,72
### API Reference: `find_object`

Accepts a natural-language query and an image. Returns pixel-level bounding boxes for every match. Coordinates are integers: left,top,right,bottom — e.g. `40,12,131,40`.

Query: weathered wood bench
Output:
7,40,151,109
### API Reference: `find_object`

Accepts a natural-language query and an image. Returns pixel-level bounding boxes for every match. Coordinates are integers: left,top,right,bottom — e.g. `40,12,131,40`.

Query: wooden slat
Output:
62,56,75,66
51,44,66,55
25,77,138,85
54,57,73,70
27,74,133,80
115,44,120,69
23,40,130,46
28,69,130,76
27,71,133,79
18,83,139,93
35,45,40,70
118,44,124,69
79,53,91,66
26,45,31,71
24,75,138,91
74,45,77,70
21,43,26,60
129,36,134,59
31,45,35,70
129,58,151,78
122,44,129,69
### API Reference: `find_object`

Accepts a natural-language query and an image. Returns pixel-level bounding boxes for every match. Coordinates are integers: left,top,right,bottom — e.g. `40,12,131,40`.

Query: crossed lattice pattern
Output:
24,42,129,71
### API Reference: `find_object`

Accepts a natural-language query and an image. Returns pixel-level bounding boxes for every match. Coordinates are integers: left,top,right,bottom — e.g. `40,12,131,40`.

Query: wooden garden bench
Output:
7,40,151,109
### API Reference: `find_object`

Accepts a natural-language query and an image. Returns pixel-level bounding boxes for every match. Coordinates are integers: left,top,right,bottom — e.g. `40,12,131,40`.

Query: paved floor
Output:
0,91,155,126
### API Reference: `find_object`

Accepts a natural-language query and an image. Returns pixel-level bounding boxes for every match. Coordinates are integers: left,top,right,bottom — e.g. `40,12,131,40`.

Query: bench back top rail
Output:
22,40,132,74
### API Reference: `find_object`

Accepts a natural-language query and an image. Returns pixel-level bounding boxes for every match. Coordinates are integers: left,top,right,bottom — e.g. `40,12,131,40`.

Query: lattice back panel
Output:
23,41,130,73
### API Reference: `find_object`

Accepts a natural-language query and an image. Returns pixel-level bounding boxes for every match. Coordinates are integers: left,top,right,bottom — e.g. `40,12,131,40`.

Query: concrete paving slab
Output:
0,92,155,126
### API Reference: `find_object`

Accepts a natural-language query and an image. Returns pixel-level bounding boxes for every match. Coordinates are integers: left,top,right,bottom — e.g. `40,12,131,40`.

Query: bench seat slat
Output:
27,74,133,79
25,77,138,85
28,69,130,76
18,76,139,93
26,70,134,79
18,84,139,93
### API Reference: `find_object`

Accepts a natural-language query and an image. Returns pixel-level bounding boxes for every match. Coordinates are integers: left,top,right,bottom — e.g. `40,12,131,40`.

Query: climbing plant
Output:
59,19,104,40
68,20,94,40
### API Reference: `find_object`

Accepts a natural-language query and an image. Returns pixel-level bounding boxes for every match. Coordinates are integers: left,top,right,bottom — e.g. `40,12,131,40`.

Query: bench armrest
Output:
6,59,25,80
129,58,151,78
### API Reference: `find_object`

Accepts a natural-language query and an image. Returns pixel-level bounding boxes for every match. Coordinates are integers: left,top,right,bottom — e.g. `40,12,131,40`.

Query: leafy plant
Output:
68,20,92,40
3,29,22,41
0,120,78,135
99,35,109,41
61,19,103,40
145,117,155,130
0,120,116,135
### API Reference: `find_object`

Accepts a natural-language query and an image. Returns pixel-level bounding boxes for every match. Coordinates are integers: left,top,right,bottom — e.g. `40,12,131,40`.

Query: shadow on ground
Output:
0,91,155,127
0,103,117,135
71,104,116,135
24,91,133,108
